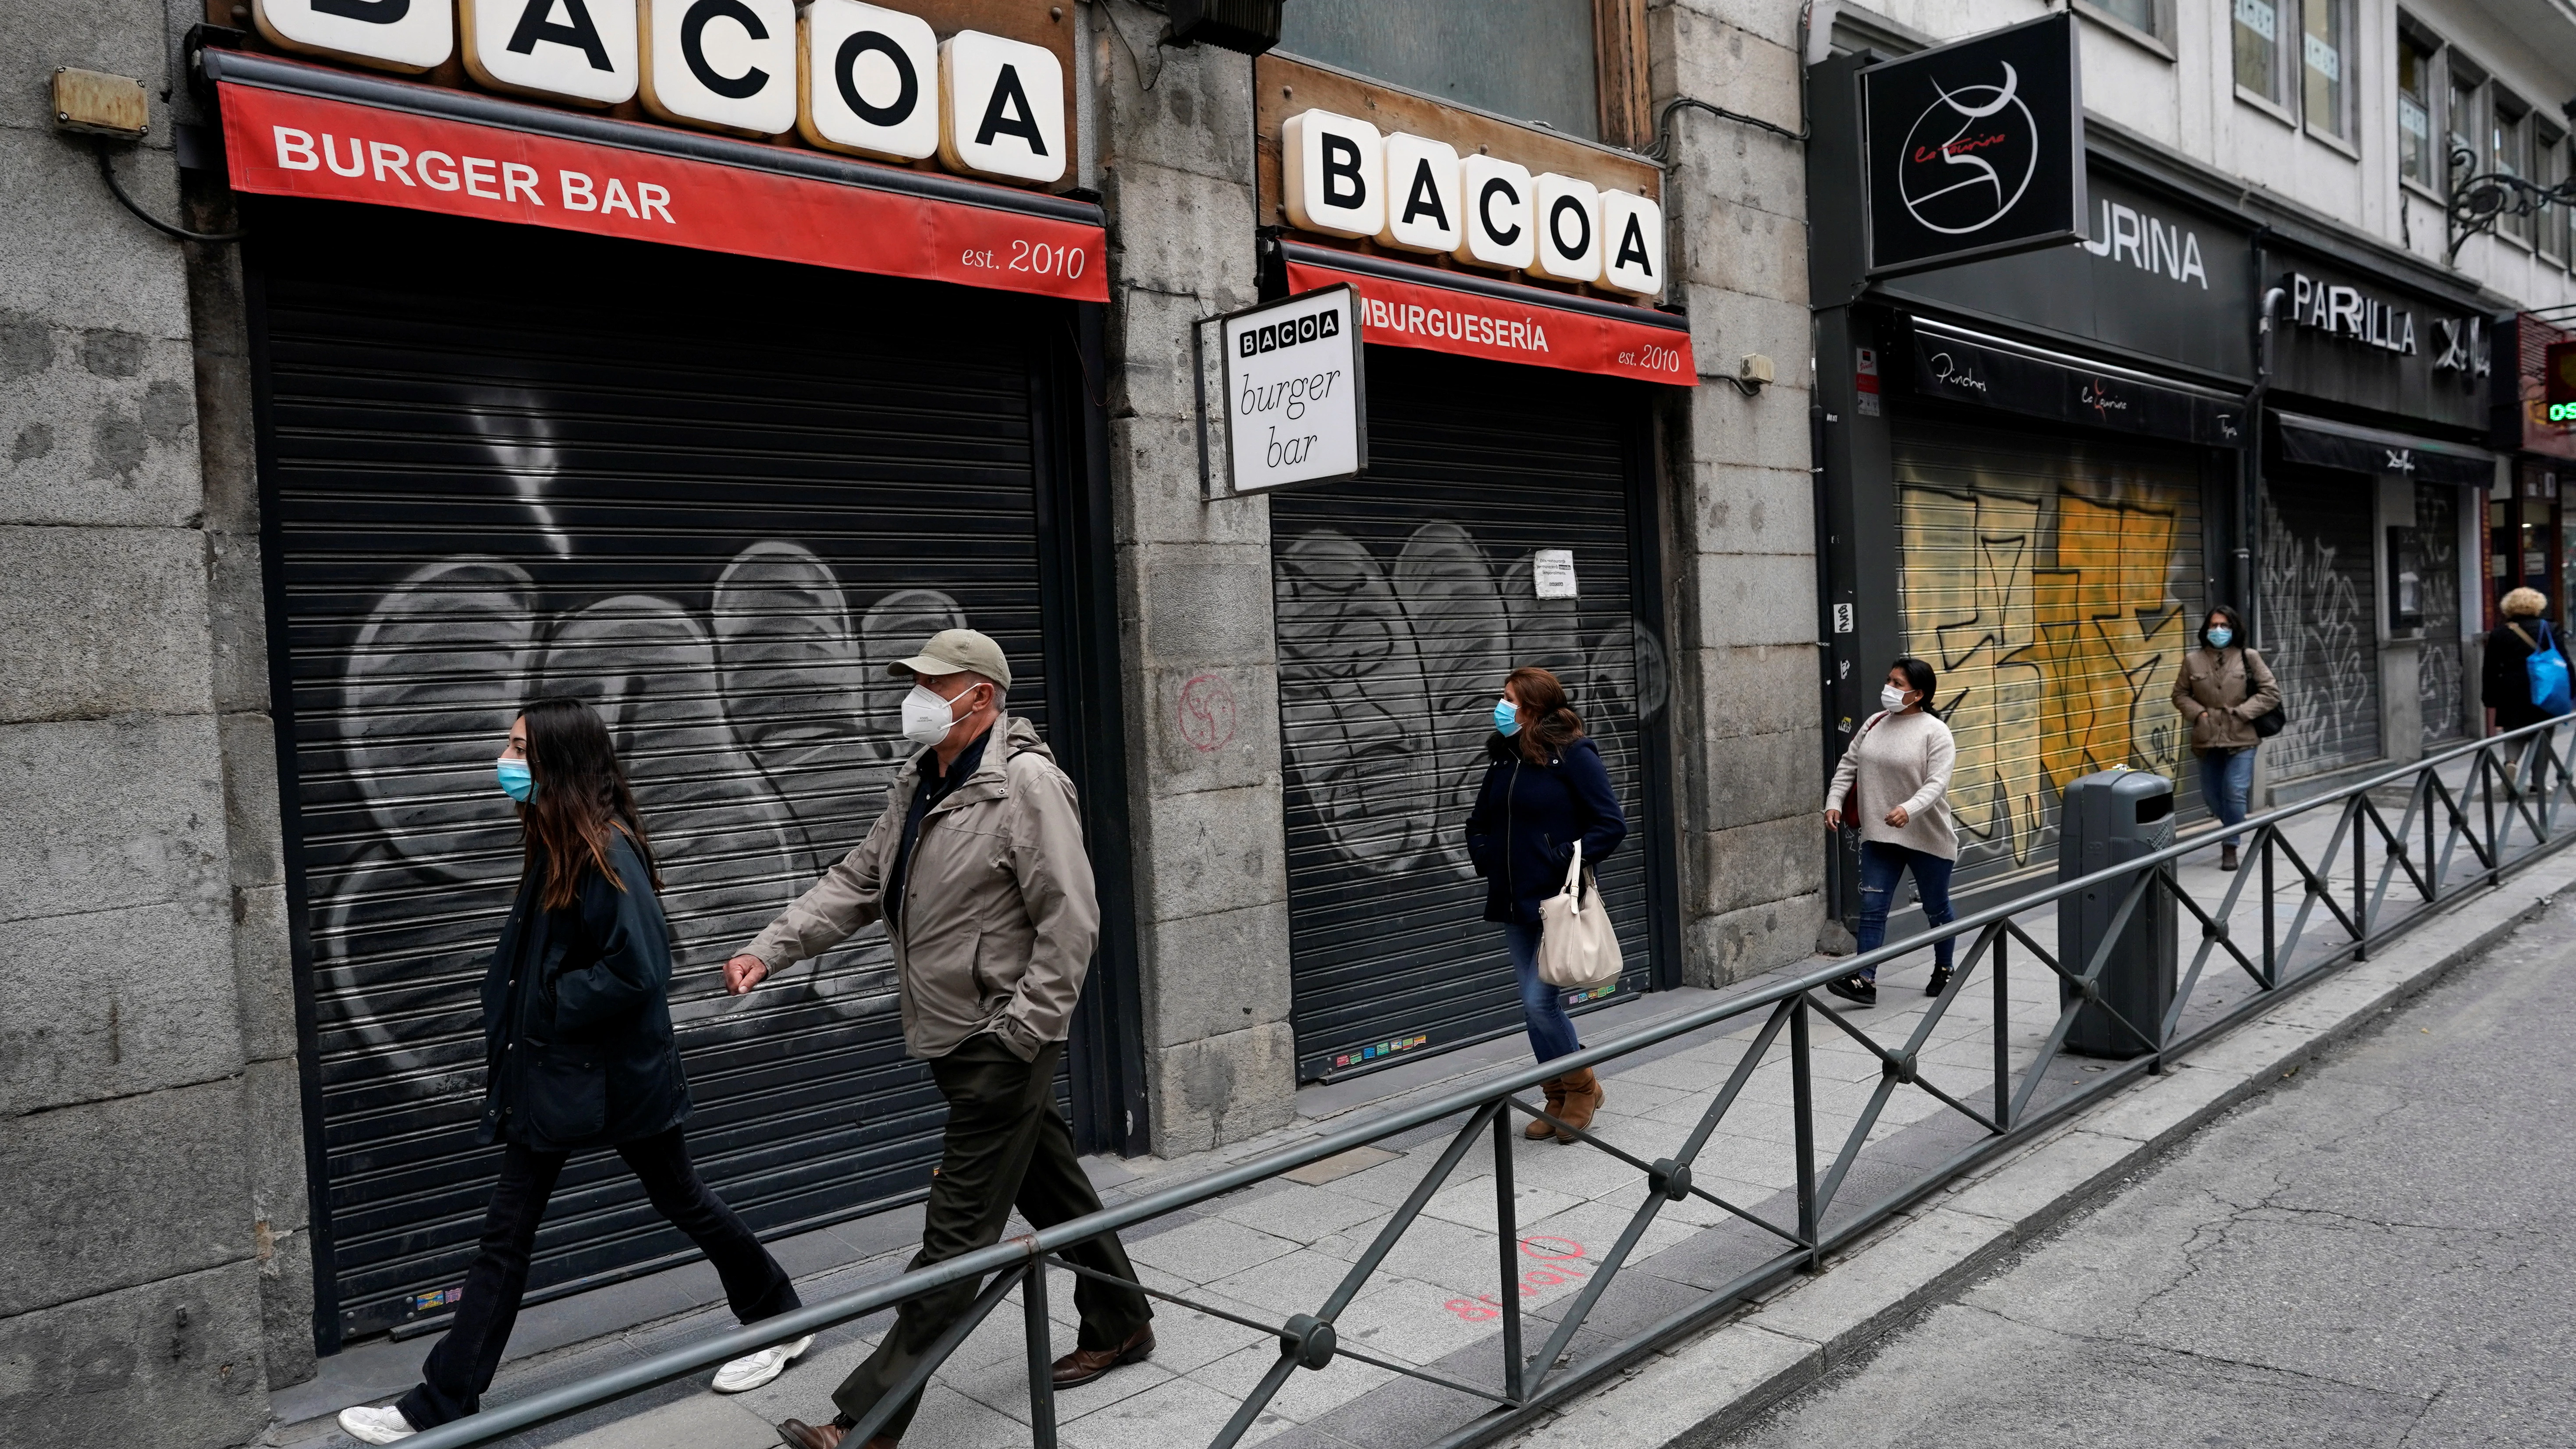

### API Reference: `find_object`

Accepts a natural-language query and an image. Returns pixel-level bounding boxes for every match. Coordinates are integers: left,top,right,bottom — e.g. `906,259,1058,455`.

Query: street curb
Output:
1502,854,2576,1449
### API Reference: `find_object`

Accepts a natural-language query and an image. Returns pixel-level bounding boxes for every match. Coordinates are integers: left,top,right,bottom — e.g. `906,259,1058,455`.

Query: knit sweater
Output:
1821,708,1960,860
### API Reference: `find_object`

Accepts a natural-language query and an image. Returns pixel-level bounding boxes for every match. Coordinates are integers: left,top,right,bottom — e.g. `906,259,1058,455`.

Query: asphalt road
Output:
1709,895,2576,1449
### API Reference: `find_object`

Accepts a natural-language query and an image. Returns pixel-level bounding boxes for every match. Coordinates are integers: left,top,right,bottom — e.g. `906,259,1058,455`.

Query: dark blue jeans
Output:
2200,746,2256,846
1853,841,1956,983
1505,920,1584,1063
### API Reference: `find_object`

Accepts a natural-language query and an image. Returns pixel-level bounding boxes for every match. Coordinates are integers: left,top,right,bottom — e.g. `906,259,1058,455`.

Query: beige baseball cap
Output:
890,628,1013,689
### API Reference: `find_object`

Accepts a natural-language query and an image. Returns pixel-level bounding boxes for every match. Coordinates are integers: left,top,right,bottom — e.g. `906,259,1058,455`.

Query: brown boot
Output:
1526,1074,1567,1138
1552,1068,1605,1142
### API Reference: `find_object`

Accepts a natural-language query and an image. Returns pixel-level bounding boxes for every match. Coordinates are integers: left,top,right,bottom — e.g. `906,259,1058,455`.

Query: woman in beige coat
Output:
2169,604,2280,872
1821,657,1958,1007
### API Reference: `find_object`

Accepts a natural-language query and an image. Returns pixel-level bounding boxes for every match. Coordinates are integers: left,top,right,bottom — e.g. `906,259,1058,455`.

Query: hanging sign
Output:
1861,11,2084,277
209,56,1105,301
1196,285,1366,498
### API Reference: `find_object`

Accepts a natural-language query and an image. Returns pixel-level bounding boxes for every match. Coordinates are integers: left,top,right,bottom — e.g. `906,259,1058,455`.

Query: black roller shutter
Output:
253,203,1076,1343
2261,473,2384,778
2417,482,2465,746
1269,348,1663,1082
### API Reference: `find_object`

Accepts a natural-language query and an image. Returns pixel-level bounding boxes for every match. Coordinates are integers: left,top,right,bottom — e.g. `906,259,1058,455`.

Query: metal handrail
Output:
380,715,2576,1449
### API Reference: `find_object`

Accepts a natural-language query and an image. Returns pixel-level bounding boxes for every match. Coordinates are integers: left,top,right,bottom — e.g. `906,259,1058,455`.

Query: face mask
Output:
1881,684,1910,714
496,756,535,803
2206,626,2234,649
901,683,971,747
1493,698,1520,736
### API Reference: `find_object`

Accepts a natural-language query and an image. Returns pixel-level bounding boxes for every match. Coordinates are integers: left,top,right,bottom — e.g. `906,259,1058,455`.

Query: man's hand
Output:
724,954,771,995
1884,804,1911,828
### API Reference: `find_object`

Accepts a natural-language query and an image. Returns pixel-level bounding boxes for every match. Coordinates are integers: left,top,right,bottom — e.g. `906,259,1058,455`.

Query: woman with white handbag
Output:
1464,667,1630,1143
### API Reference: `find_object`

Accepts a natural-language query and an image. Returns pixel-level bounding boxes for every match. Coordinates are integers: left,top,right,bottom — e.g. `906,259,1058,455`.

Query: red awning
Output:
1283,242,1695,385
203,48,1105,303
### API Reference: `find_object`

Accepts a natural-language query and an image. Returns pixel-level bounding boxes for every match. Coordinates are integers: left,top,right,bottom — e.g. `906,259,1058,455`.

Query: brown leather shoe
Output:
1552,1068,1605,1142
1525,1074,1567,1139
1051,1325,1156,1387
775,1419,895,1449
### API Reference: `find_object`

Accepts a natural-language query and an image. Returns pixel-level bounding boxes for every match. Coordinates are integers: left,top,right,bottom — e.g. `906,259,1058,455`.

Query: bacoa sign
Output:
1861,12,2085,278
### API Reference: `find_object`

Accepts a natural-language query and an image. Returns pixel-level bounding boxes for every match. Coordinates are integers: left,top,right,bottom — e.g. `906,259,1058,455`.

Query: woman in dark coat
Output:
2482,586,2574,786
338,699,809,1444
1464,667,1628,1143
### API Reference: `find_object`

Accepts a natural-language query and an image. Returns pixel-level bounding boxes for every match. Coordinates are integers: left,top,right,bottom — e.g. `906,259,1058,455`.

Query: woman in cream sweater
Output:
1821,657,1959,1007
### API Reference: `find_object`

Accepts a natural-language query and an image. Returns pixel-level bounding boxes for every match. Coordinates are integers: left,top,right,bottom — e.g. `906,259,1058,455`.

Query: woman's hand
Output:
1824,808,1843,830
723,954,770,995
1884,804,1911,828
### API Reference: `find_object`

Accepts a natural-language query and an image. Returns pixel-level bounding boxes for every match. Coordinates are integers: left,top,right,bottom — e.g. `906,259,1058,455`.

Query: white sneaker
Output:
712,1333,815,1394
337,1403,417,1444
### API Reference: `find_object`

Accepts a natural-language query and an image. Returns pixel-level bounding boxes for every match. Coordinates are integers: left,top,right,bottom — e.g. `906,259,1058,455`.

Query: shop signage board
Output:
1907,319,2243,446
1283,246,1695,387
207,50,1105,301
249,0,1069,187
1197,285,1366,497
1885,166,2254,380
2267,247,2487,431
1861,11,2085,278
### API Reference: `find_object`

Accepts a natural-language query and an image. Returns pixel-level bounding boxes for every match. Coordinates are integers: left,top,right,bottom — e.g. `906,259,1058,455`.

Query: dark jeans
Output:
2200,746,2256,846
831,1037,1151,1439
398,1126,799,1429
1853,841,1956,983
1503,920,1583,1063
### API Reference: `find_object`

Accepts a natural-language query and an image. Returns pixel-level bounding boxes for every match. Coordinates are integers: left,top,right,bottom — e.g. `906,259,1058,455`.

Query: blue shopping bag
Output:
2530,622,2573,716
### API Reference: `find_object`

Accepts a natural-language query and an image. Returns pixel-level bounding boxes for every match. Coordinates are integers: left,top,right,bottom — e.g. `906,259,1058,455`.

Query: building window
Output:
2494,91,2533,244
2446,58,2484,196
2300,0,2350,138
2541,127,2572,264
1279,0,1609,142
2085,0,2162,41
2234,0,2288,105
2395,24,2439,188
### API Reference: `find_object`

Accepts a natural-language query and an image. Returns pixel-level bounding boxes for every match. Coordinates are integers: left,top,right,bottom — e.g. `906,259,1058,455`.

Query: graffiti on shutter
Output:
2260,477,2383,779
2418,482,2465,746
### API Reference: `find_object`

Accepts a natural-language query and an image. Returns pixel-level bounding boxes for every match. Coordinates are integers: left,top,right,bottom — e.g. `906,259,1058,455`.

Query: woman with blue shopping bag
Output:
2483,587,2575,787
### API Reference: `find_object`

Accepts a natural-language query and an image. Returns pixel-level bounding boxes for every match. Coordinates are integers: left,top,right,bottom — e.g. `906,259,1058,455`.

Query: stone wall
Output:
0,0,308,1443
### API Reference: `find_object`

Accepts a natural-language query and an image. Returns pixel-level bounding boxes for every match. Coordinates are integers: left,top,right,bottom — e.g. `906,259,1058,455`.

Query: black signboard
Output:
1885,166,2254,381
1862,12,2085,278
1908,319,2244,446
2274,411,2493,488
2268,246,2489,431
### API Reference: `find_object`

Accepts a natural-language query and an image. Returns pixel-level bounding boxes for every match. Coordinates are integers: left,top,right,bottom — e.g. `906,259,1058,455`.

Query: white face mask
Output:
1881,683,1910,714
900,683,968,747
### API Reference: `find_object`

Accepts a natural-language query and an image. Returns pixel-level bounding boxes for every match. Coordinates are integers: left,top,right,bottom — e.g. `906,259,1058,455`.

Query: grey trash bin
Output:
2057,767,2177,1059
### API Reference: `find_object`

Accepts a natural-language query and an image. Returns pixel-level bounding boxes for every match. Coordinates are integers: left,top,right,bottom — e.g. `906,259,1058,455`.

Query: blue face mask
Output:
2206,626,2234,649
496,757,535,803
1493,698,1521,737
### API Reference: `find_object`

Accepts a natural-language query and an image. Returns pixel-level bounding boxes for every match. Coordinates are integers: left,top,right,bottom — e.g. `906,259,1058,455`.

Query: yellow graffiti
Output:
1899,486,2189,863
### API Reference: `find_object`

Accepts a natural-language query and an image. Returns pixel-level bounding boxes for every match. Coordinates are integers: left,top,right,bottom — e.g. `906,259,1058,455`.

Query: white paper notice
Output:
1532,549,1578,598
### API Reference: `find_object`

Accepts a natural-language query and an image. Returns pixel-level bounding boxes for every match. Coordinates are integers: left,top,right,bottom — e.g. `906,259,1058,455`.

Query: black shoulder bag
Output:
2242,647,2286,739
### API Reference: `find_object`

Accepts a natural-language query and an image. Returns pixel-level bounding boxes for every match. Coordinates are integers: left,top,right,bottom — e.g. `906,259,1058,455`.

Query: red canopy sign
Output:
1285,252,1694,386
215,76,1106,303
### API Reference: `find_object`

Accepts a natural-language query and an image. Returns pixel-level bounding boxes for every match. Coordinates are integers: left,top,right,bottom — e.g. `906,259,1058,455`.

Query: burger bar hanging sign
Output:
1861,11,2085,278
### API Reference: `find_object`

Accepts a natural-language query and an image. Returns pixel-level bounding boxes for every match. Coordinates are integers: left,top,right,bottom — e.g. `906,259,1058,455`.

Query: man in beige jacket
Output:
721,629,1151,1449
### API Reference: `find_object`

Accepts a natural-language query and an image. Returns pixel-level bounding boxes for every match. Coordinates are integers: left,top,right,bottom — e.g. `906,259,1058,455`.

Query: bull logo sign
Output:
1861,11,2084,277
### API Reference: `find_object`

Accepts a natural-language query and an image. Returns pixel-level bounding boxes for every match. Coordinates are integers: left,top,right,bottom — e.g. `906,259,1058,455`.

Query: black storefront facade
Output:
192,22,1141,1351
1810,34,2499,921
1813,49,2254,909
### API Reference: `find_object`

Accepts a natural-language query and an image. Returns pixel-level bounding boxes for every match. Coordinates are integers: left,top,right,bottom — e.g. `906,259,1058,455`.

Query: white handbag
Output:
1537,841,1624,988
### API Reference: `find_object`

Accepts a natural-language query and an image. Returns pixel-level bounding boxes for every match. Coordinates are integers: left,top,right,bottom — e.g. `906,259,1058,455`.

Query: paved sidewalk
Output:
278,742,2568,1449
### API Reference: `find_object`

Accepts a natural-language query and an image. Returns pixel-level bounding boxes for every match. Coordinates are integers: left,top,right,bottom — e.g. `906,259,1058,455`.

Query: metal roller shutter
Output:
1270,348,1659,1082
2418,482,2465,746
257,208,1063,1343
1890,420,2209,895
2261,473,2384,778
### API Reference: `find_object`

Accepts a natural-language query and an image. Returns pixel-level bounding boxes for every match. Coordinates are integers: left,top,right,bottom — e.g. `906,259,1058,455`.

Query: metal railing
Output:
387,717,2576,1449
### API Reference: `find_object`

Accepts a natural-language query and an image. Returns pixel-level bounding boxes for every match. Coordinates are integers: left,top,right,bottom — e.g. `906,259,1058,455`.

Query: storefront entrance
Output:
1268,348,1670,1081
252,202,1117,1346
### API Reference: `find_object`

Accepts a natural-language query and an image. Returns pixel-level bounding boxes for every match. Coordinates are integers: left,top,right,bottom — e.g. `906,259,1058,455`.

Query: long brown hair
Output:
515,697,658,910
1505,666,1585,765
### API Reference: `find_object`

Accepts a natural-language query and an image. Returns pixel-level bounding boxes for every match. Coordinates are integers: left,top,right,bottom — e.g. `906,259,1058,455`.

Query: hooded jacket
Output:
1464,734,1629,927
477,831,690,1153
741,715,1098,1062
